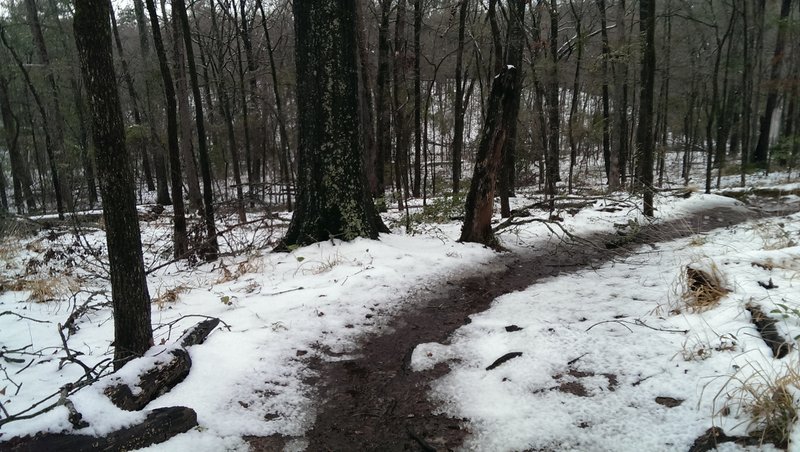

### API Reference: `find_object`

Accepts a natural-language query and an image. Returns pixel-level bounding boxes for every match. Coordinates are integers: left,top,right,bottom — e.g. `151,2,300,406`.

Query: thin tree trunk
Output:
452,0,469,194
567,0,583,195
375,0,393,200
545,0,560,207
174,0,219,261
613,0,629,185
170,6,203,213
0,25,64,218
413,0,422,198
257,0,294,211
0,72,36,212
144,0,188,258
636,0,656,217
597,0,616,189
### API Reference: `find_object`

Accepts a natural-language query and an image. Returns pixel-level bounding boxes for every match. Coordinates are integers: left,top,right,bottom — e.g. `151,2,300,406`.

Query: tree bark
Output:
596,0,615,188
460,0,525,247
375,0,393,199
635,0,656,217
281,0,388,247
174,0,219,260
0,72,36,213
452,0,469,194
753,0,793,167
74,0,153,368
144,0,188,259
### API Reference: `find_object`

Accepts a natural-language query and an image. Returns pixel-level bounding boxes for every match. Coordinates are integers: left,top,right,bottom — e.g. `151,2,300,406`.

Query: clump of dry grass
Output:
676,261,730,313
152,284,190,309
715,361,800,449
4,277,79,302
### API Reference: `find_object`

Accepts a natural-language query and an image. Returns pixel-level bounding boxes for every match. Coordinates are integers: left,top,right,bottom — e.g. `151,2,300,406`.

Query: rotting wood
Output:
746,304,792,359
3,406,197,452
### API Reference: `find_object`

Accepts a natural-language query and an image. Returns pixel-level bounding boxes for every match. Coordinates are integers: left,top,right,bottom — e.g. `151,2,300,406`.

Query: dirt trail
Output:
250,197,798,452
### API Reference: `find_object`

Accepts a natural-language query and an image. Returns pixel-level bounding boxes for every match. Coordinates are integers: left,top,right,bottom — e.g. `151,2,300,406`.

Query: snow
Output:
2,175,800,450
411,200,800,451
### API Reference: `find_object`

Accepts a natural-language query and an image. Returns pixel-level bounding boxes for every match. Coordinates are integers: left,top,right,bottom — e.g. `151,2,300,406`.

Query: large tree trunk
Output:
281,0,388,248
752,0,793,167
499,0,525,217
460,0,525,247
635,0,656,217
174,0,219,261
74,0,153,368
144,0,188,259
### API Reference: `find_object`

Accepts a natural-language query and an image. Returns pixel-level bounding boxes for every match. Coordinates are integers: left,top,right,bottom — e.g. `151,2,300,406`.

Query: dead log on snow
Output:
3,406,197,452
746,304,792,359
105,318,220,411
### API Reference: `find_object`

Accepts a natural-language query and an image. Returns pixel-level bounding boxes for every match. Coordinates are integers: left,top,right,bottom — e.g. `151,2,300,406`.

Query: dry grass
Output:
3,277,80,302
676,261,730,313
715,361,800,448
752,222,797,251
152,284,190,309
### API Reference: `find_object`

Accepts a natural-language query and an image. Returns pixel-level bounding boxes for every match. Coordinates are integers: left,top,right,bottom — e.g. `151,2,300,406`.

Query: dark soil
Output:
248,197,799,452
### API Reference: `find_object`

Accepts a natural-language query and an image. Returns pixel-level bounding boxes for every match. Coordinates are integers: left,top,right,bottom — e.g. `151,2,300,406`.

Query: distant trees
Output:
73,0,152,368
0,0,797,252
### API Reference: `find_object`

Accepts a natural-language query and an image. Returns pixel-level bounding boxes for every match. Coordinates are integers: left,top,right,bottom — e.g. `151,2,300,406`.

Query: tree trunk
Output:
0,72,36,213
452,0,469,194
499,0,526,217
257,0,294,211
109,0,155,192
567,0,583,194
460,0,525,247
375,0,393,199
597,0,615,189
413,0,422,198
613,0,629,185
170,12,203,213
143,0,189,258
25,0,72,211
753,0,793,167
545,1,560,206
0,25,64,219
635,0,656,217
393,0,411,209
355,0,379,199
74,0,153,368
174,0,219,260
281,0,388,248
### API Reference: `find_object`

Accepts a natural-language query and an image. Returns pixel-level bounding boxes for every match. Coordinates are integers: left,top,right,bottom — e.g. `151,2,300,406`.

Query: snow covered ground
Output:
1,178,799,450
413,196,800,451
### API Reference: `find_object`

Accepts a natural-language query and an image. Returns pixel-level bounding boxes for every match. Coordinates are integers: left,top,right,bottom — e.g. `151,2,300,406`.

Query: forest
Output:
1,0,800,451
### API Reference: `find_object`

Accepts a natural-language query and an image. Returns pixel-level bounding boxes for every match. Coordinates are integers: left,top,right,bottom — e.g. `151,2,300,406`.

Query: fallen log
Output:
105,349,192,411
746,304,792,359
3,406,198,452
105,318,220,411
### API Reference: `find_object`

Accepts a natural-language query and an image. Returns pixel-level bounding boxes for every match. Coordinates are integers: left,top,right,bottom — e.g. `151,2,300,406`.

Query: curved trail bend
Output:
252,197,798,451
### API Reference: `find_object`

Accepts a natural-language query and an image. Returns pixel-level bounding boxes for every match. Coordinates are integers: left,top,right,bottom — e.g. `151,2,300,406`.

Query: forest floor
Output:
2,173,800,451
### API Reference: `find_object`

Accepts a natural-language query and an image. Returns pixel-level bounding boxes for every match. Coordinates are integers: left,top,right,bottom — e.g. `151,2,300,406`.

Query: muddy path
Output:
250,197,798,452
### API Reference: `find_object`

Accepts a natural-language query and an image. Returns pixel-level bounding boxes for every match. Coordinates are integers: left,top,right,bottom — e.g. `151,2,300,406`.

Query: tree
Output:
753,0,793,168
460,0,525,247
142,0,188,259
635,0,656,217
281,0,388,248
73,0,153,369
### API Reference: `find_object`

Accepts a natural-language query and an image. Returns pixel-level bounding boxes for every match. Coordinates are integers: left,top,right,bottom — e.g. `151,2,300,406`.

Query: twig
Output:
57,323,95,379
586,318,688,334
0,311,51,324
